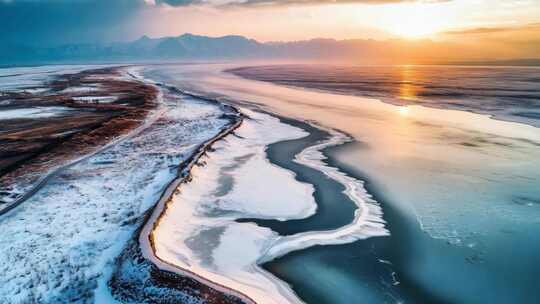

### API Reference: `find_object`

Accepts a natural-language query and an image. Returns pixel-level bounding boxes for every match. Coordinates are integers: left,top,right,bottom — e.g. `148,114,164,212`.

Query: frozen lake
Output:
145,63,540,304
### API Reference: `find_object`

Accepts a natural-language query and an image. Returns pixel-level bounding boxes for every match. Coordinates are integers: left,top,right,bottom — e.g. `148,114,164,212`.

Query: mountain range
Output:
1,33,539,66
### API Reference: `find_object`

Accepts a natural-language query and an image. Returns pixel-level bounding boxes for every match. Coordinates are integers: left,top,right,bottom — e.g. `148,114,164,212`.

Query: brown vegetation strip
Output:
0,66,158,209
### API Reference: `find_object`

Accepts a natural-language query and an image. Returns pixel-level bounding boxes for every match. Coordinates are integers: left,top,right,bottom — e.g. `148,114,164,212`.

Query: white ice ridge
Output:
148,108,313,304
260,126,388,263
150,108,388,304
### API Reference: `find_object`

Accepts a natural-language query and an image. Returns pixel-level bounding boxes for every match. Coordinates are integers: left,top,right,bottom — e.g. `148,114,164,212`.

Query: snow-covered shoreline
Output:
146,106,387,304
137,108,256,304
0,67,243,303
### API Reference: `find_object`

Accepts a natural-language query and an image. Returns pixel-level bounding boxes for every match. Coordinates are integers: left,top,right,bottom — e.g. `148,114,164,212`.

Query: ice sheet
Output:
151,108,387,304
152,109,310,304
146,63,540,245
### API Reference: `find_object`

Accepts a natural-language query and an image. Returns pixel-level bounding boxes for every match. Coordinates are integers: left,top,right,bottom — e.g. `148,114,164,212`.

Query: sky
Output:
1,0,539,58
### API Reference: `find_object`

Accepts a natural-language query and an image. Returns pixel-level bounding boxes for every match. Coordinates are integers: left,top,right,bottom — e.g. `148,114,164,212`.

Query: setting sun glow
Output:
379,3,454,39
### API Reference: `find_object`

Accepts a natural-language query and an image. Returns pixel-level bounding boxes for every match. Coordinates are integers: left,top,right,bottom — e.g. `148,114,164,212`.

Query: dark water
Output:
237,118,357,235
244,118,540,304
243,119,406,303
228,65,540,127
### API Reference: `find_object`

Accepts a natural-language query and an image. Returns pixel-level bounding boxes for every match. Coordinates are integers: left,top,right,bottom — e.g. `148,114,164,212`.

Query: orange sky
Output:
137,0,540,42
127,0,540,60
2,0,538,61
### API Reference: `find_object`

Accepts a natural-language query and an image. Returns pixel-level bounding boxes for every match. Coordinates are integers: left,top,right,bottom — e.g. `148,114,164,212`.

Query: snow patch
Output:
72,96,118,103
0,106,73,120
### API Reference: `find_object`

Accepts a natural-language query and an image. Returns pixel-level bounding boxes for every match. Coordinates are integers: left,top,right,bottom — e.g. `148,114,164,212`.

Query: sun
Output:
394,19,438,39
379,3,453,39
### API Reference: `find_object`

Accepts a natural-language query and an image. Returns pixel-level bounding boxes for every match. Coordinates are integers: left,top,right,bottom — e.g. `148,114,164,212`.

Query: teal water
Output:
248,119,540,304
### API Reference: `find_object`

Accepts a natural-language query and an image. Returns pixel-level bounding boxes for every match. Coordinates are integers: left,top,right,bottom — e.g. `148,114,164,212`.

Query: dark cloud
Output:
0,0,147,46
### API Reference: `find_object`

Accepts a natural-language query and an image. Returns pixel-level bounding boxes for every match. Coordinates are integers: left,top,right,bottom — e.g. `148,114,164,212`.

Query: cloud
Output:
441,22,540,56
443,23,540,36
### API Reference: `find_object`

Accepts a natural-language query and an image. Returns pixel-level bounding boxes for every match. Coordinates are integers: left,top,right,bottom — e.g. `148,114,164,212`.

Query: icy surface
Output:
261,126,387,263
72,96,118,103
0,65,107,92
152,109,311,304
0,73,231,303
0,106,73,119
60,85,101,94
144,63,540,303
146,63,540,244
152,108,387,304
